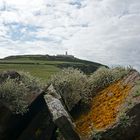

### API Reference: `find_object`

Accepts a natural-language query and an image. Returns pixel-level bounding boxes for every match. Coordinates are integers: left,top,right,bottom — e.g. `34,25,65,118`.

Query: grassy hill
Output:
0,54,106,81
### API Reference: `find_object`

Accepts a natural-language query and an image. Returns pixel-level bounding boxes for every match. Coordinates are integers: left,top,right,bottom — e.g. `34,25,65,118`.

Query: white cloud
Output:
0,0,140,71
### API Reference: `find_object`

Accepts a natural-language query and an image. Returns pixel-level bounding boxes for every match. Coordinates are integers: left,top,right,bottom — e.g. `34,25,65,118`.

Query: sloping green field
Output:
0,63,60,81
0,55,105,81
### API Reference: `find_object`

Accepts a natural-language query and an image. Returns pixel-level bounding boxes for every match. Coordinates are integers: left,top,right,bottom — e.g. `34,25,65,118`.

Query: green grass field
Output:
0,63,60,81
0,55,105,81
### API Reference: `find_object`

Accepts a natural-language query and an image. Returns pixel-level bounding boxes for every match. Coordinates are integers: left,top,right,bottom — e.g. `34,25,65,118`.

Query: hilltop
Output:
0,54,106,80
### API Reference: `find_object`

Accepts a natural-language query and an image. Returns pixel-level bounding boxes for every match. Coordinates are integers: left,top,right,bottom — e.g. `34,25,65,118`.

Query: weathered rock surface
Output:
1,70,140,140
74,70,140,140
0,71,80,140
97,103,140,140
0,71,20,83
45,85,80,140
0,71,56,140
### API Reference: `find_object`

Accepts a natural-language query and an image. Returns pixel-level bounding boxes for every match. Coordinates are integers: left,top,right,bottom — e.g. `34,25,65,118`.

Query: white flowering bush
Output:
83,66,132,103
48,66,133,109
48,68,87,111
19,71,45,92
0,71,45,114
0,78,28,114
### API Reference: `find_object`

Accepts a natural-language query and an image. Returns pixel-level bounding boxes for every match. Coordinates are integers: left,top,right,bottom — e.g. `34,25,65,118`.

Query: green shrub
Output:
93,132,102,140
19,71,45,92
0,78,28,114
133,80,140,97
49,66,132,109
119,113,132,128
48,67,87,111
133,90,140,97
83,66,131,100
111,66,132,80
0,71,45,114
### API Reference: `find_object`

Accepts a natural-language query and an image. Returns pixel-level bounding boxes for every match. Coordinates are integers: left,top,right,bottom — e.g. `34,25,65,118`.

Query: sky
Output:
0,0,140,70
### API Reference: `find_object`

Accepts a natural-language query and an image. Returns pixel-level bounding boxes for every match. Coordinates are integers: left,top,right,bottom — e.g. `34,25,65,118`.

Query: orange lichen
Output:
75,80,132,137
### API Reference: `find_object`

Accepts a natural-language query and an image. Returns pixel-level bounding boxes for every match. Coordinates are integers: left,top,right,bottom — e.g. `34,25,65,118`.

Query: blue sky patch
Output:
3,22,62,43
69,0,86,9
4,22,42,41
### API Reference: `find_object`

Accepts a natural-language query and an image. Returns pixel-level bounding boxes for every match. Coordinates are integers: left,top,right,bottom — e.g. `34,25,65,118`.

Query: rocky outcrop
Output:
45,85,80,140
0,72,80,140
0,71,56,140
74,70,140,140
97,103,140,140
0,71,20,83
1,70,140,140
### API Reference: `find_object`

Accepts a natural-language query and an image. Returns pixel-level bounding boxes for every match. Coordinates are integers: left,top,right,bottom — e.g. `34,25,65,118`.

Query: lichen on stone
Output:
75,79,132,137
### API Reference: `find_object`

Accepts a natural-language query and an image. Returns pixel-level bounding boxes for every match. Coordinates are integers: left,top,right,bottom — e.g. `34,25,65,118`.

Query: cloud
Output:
0,0,140,71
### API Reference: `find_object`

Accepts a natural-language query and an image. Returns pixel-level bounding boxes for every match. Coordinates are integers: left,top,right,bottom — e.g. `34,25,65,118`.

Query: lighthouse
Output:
65,51,68,56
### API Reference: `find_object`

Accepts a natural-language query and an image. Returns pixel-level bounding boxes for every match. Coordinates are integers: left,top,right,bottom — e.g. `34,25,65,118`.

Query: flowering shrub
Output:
19,71,44,92
0,71,45,114
49,66,132,110
83,66,132,102
48,67,87,111
0,78,28,114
